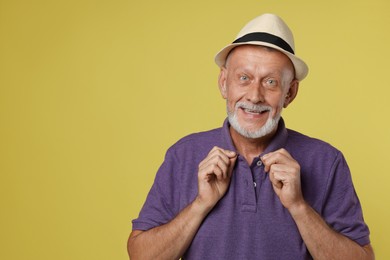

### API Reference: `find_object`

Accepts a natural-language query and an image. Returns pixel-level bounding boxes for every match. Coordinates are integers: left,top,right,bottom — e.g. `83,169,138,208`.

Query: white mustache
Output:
235,102,272,113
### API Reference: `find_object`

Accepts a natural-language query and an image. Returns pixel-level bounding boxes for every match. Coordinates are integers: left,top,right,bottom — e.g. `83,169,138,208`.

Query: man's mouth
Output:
243,108,264,114
241,107,270,115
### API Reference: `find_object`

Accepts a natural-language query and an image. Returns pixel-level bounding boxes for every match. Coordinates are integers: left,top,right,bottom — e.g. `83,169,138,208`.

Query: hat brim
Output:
215,42,308,81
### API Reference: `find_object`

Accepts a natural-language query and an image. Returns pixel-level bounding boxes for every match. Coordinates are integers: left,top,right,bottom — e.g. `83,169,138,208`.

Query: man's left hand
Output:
261,148,305,211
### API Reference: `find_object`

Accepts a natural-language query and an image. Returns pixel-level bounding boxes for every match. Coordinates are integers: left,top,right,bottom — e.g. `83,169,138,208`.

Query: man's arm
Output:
289,201,374,259
127,147,237,260
128,197,211,260
261,148,374,260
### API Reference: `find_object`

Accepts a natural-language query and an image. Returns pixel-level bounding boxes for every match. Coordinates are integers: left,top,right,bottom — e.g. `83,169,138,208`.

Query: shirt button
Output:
257,160,263,166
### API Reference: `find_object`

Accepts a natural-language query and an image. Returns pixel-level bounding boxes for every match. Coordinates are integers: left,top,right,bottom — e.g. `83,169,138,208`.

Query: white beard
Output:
227,101,282,139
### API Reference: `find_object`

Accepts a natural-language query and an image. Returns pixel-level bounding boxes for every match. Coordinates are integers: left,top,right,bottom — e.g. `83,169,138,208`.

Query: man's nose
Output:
245,83,265,104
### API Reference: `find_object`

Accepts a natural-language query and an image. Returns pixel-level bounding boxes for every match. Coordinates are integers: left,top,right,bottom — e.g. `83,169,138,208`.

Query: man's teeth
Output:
244,108,266,114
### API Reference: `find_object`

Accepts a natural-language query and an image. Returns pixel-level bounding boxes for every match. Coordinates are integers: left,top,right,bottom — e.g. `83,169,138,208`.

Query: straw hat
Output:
215,13,309,81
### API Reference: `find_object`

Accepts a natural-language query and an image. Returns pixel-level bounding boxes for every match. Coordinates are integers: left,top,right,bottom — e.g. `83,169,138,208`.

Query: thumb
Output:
228,154,238,177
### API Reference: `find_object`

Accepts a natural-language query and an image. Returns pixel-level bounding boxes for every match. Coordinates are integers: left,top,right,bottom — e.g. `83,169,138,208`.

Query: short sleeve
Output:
321,152,370,246
132,147,181,231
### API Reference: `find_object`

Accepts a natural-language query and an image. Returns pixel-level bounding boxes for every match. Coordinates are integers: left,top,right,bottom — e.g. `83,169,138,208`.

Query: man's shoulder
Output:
286,128,340,155
168,126,224,154
286,129,346,179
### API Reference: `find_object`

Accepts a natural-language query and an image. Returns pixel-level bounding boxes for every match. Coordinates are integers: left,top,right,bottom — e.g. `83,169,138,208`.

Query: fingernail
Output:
228,150,236,156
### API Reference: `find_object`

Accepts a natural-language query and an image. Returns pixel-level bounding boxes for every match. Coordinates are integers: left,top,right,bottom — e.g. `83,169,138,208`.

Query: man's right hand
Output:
196,146,237,210
128,147,237,260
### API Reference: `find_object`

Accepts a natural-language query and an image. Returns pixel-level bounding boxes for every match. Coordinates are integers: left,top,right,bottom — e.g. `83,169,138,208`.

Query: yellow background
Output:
1,0,389,259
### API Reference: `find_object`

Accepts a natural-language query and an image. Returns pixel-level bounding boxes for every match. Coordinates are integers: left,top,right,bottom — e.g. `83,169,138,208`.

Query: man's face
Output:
218,45,298,139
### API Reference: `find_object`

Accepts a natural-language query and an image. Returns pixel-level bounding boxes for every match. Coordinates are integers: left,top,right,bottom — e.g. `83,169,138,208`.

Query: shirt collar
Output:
221,117,288,157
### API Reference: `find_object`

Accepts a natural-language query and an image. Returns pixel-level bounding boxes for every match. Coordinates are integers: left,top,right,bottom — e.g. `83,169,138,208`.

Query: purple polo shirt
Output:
132,118,370,259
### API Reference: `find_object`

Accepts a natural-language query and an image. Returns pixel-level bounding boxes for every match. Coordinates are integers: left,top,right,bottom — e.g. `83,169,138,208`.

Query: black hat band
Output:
233,32,294,55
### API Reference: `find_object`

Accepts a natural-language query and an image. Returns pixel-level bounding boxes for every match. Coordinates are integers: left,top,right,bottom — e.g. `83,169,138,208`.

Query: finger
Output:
199,154,225,171
268,163,291,175
269,170,283,189
201,157,232,181
225,149,237,158
227,154,238,178
216,159,229,179
262,148,293,162
261,149,292,172
216,151,237,179
202,163,223,181
200,153,237,180
209,146,237,160
268,148,292,158
268,162,300,188
199,147,236,169
199,154,229,174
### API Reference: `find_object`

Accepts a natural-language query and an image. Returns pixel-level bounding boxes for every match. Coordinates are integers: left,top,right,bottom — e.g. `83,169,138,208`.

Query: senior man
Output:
128,14,374,259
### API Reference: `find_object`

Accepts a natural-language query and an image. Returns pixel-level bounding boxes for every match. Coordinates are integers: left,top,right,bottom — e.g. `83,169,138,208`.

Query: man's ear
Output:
218,67,228,99
283,80,299,108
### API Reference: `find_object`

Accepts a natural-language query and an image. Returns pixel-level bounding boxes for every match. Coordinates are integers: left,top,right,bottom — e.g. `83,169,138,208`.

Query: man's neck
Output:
229,127,277,165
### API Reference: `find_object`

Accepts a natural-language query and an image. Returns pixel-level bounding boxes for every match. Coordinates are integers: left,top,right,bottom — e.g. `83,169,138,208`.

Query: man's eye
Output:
240,75,249,81
267,79,277,85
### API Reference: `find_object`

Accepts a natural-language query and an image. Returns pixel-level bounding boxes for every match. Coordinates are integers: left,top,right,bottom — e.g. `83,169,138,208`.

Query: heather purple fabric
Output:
132,118,370,259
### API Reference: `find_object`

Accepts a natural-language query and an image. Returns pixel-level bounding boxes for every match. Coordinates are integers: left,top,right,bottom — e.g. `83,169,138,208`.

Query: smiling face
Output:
218,45,299,139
